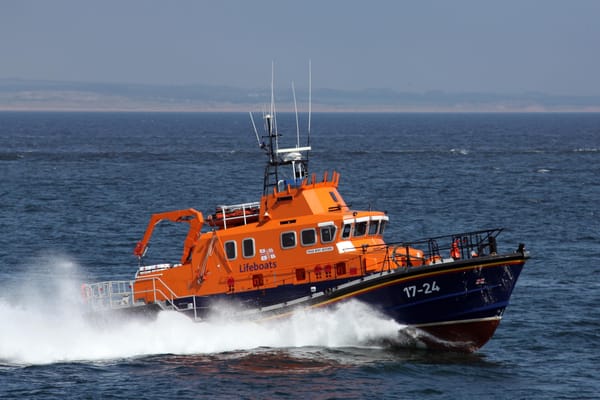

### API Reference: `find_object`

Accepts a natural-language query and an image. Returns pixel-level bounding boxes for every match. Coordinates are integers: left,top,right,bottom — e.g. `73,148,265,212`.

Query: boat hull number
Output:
403,281,440,298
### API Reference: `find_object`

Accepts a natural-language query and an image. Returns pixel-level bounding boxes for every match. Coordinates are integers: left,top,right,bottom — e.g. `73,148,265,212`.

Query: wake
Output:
0,256,404,365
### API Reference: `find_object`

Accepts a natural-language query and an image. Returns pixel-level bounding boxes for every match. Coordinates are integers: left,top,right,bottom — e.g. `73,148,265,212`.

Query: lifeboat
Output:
82,76,529,353
207,203,260,228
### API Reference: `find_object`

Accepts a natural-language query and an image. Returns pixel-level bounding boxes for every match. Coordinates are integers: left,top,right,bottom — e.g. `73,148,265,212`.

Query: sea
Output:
1,112,599,399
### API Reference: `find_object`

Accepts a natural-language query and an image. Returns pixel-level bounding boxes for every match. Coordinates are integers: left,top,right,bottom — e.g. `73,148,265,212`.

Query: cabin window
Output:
242,238,255,258
320,225,337,243
225,241,237,260
329,191,339,202
281,231,296,249
369,220,380,236
354,221,367,237
301,228,316,246
341,223,352,239
379,220,387,235
296,268,306,281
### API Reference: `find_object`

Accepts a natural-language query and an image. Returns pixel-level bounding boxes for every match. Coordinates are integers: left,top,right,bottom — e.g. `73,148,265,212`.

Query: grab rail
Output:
81,280,136,311
81,275,187,313
388,228,504,268
207,201,261,229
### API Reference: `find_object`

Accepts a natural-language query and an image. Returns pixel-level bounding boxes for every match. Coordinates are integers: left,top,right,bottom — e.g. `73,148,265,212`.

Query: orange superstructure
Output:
131,168,392,304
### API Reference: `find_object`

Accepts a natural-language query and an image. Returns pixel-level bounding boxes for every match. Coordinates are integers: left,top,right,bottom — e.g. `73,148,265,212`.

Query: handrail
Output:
82,275,186,313
208,201,261,229
81,280,136,311
135,275,180,299
345,228,506,270
389,228,504,268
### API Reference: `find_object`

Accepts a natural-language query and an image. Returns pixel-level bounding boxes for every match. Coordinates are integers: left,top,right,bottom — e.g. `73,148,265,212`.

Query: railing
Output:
207,201,261,229
387,228,505,269
81,275,187,314
81,280,136,311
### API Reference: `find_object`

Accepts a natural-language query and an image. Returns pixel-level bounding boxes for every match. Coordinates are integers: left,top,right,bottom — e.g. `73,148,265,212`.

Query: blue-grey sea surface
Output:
1,112,599,399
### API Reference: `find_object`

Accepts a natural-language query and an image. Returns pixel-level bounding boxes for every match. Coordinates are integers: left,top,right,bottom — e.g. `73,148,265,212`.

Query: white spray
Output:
0,256,404,365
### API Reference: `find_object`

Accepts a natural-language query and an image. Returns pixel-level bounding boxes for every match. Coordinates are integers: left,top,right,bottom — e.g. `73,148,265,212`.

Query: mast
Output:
308,59,312,147
262,112,280,195
254,64,312,195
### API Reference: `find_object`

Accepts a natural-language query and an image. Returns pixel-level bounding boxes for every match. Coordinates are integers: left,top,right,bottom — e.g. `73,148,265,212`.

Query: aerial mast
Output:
253,63,312,195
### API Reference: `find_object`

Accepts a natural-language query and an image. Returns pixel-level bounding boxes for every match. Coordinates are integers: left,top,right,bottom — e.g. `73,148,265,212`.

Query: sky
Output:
1,0,599,96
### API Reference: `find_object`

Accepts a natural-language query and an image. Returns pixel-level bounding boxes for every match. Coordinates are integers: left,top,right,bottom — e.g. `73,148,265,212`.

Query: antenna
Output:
308,59,312,146
292,81,300,148
270,61,275,117
258,63,313,195
249,112,261,147
270,61,279,152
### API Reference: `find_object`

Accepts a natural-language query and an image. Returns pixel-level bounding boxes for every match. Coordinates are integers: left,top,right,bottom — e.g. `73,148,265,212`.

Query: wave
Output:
449,148,469,155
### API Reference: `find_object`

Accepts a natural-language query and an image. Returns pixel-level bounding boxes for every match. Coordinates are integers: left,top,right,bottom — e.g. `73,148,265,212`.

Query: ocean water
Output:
1,112,599,399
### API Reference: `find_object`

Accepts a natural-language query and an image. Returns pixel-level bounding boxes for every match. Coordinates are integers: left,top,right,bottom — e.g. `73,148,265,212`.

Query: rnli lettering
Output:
239,261,277,272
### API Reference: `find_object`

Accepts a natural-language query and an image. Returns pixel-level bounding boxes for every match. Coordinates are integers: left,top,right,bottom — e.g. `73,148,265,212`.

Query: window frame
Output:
368,220,380,236
341,222,352,239
280,231,297,249
224,240,237,260
379,220,387,235
300,228,317,247
353,221,368,237
242,237,255,258
319,224,337,243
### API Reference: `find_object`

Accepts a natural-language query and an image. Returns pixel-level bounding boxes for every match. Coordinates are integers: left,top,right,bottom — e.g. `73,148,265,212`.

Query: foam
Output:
0,256,404,365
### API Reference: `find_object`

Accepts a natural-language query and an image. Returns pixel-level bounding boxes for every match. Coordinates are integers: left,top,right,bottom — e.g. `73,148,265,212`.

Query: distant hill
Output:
1,79,599,112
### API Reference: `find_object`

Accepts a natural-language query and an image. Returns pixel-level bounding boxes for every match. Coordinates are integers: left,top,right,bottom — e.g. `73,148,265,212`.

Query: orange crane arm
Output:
133,208,205,264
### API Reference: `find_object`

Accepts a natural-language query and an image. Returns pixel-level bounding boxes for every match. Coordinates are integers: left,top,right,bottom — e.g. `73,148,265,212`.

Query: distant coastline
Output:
1,79,599,113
